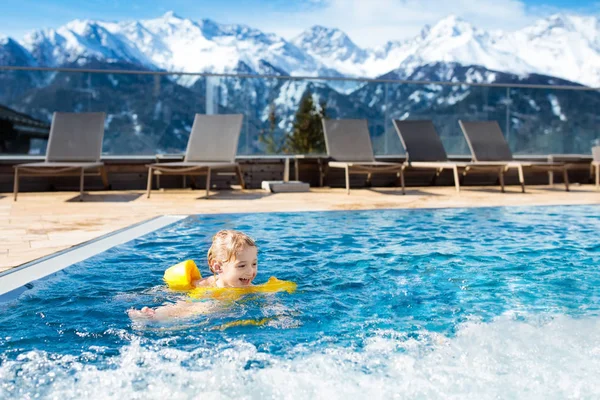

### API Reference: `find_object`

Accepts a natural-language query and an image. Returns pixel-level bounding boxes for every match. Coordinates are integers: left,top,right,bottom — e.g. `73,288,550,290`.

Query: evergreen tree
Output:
258,103,286,154
285,90,327,154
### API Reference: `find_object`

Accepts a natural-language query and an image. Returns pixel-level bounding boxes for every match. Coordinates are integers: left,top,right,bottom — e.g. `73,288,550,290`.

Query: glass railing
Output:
0,66,599,156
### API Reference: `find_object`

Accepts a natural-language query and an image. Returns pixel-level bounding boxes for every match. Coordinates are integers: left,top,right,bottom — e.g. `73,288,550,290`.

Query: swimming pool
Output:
1,205,600,398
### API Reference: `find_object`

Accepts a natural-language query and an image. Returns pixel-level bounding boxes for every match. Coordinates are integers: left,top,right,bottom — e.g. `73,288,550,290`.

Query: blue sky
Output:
1,0,599,46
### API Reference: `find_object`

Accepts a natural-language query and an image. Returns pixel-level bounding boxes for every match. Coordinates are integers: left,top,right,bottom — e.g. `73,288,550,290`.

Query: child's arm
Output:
128,300,218,321
129,276,218,321
193,275,216,287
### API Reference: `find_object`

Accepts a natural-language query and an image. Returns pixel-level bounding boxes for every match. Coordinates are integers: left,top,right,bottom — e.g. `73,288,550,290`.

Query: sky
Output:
1,0,599,47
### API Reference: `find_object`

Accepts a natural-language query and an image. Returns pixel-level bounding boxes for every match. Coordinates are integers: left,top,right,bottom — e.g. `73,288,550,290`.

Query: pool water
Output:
1,205,600,398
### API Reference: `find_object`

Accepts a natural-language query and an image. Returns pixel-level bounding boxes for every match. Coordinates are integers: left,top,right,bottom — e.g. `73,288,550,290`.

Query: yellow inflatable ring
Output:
189,277,297,300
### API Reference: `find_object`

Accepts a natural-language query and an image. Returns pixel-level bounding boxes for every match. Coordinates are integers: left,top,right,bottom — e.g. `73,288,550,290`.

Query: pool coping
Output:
0,215,188,301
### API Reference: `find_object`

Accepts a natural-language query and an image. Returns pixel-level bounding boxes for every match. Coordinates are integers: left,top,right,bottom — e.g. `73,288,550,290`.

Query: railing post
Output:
384,82,389,155
505,87,511,145
153,74,160,97
206,76,219,115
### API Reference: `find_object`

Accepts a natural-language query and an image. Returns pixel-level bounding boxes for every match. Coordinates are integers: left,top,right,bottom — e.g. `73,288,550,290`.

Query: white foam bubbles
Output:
2,313,600,399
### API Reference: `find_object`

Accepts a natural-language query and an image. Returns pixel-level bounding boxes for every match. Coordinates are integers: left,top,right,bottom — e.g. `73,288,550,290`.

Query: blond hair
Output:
207,230,256,273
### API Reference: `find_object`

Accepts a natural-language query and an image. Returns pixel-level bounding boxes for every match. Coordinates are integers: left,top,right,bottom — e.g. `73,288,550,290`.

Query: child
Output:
128,230,258,320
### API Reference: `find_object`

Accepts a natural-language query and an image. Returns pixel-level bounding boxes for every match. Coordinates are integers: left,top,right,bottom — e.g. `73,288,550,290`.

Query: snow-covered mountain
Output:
295,14,600,87
496,14,600,88
0,36,37,67
291,26,369,76
19,11,341,78
2,12,599,87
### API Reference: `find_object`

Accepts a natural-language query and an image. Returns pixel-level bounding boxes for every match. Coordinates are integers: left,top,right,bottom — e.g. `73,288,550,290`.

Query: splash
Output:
2,313,599,399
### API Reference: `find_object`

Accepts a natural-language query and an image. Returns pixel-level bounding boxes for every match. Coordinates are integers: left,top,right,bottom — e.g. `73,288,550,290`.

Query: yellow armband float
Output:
163,259,201,290
163,260,297,299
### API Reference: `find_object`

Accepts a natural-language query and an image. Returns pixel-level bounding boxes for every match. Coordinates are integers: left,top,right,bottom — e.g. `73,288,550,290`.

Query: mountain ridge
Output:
0,11,599,87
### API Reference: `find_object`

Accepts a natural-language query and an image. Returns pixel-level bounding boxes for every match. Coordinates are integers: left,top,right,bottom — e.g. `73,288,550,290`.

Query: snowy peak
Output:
427,15,478,38
140,12,208,42
543,14,576,30
202,19,273,42
291,25,381,77
0,36,37,66
161,11,182,20
143,11,272,44
503,14,600,85
526,14,580,35
293,25,366,61
0,36,19,48
21,19,151,67
520,14,600,44
393,13,600,86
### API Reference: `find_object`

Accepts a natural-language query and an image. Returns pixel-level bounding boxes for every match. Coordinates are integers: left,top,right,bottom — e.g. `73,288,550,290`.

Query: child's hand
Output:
127,306,156,320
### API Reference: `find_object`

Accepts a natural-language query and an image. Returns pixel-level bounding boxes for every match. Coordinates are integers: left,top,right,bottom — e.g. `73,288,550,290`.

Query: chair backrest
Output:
593,146,600,162
458,120,514,162
184,114,243,163
322,119,375,162
45,112,106,162
392,120,448,162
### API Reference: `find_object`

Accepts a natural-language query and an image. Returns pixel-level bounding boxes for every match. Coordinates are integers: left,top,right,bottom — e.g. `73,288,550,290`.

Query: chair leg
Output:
236,165,246,189
399,167,405,195
345,165,350,195
79,167,84,201
452,165,460,193
146,167,153,199
595,164,599,190
562,168,570,192
13,168,19,202
205,168,211,198
318,159,324,187
100,166,109,189
366,173,372,187
517,165,526,193
499,167,505,193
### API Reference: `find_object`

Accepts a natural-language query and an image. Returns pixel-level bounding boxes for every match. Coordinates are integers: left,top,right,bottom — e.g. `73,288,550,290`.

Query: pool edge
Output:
0,215,188,300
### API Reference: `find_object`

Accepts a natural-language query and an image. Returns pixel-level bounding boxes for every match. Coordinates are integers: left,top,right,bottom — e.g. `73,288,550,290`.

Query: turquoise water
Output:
1,205,600,398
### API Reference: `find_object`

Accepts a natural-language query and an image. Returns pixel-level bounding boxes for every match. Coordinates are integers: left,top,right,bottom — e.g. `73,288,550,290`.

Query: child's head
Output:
207,230,258,287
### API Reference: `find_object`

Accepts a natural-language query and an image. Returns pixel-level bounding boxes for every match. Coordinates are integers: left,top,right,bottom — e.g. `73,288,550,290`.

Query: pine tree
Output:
285,90,327,154
258,103,286,154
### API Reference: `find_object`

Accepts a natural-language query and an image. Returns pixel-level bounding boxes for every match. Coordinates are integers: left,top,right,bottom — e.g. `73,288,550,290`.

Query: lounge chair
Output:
459,120,569,192
322,119,405,194
13,112,109,201
392,119,511,193
146,114,246,198
393,119,461,192
592,145,600,189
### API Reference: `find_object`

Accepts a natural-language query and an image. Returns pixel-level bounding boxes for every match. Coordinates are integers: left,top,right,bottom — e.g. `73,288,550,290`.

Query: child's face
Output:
215,245,258,287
